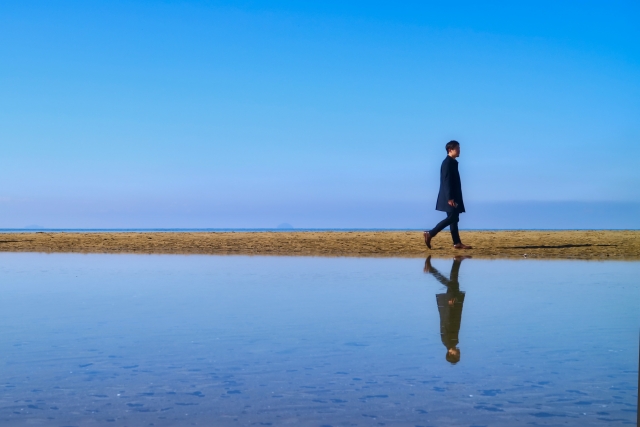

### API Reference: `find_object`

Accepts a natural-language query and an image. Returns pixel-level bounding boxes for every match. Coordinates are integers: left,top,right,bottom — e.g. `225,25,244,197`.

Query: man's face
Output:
448,146,460,158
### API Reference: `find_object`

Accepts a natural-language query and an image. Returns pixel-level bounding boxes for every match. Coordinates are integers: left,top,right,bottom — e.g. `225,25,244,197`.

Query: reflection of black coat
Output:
435,156,465,213
436,291,465,349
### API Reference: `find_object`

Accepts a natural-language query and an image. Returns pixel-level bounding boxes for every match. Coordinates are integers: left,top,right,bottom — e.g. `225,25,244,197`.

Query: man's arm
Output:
442,161,457,207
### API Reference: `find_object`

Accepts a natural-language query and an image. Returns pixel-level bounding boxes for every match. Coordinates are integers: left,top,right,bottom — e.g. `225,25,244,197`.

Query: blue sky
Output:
1,1,638,228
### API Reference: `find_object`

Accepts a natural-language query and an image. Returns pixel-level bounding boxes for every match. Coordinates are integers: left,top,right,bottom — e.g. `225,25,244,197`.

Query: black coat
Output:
435,156,465,213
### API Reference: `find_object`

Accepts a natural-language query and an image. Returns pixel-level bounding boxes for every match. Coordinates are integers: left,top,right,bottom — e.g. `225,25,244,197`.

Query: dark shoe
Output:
423,231,432,249
453,243,473,249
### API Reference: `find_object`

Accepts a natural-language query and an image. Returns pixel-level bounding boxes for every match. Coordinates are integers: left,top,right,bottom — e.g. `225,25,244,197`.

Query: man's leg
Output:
450,213,473,249
428,211,457,238
449,212,461,245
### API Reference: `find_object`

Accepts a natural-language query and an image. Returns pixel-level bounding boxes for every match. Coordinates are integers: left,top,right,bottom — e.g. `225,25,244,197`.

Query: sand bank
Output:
0,231,638,260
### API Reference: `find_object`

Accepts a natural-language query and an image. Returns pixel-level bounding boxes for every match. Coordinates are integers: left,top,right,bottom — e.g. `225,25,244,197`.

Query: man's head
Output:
446,347,460,364
446,140,460,158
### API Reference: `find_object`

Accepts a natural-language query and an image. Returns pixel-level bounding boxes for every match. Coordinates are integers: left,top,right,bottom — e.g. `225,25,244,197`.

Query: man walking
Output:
424,140,472,250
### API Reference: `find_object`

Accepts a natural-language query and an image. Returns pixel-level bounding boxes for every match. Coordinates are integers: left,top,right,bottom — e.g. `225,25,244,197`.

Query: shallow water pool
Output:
0,253,638,426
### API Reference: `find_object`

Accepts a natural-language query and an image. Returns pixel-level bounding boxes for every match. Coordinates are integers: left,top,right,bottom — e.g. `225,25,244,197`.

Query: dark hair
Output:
445,140,460,152
445,349,460,364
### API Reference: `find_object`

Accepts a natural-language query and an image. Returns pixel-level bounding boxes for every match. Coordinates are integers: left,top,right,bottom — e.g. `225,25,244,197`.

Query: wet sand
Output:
0,231,638,260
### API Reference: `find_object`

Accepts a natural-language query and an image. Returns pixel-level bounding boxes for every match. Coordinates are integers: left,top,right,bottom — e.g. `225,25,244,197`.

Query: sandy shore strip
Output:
0,230,638,260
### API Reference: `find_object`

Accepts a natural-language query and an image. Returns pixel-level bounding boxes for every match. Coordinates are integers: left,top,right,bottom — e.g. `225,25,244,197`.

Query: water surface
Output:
0,254,637,426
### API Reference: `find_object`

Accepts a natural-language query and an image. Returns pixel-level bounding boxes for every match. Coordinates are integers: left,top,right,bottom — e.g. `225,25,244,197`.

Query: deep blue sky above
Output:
1,1,638,228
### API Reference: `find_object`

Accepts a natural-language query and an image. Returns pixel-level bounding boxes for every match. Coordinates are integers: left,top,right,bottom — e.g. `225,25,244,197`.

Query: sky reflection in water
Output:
0,253,638,426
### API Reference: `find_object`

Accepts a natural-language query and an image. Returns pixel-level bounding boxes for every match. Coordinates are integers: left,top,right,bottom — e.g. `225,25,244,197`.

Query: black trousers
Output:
428,211,461,245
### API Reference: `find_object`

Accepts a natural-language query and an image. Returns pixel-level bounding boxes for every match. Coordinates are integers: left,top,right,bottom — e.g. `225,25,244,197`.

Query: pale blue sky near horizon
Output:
1,1,639,228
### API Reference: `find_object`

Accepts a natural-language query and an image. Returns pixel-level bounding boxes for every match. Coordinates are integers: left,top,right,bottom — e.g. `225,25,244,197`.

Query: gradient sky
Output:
1,1,638,228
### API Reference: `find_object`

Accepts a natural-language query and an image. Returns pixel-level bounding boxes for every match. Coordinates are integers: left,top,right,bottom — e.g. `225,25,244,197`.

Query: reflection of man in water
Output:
424,256,469,364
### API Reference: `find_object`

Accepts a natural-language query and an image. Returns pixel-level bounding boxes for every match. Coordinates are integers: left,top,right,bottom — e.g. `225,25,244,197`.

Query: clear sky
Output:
1,1,638,228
